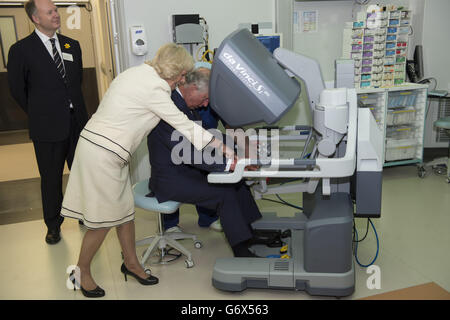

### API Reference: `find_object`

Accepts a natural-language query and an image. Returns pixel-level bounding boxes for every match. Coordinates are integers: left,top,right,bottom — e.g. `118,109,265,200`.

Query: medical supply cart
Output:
357,83,428,167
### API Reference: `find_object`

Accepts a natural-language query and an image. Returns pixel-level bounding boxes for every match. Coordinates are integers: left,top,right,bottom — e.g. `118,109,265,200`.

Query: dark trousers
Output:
32,113,80,231
162,206,218,230
155,180,262,247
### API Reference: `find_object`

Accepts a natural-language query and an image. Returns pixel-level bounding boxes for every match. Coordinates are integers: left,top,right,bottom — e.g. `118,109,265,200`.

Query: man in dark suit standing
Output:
7,0,88,244
147,68,262,257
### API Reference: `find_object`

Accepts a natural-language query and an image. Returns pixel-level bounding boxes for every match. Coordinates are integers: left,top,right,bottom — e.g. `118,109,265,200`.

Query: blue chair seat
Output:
435,117,450,130
132,180,180,214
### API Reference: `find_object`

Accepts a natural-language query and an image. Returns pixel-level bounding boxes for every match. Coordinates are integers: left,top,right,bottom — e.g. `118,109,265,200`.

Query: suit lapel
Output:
31,32,67,84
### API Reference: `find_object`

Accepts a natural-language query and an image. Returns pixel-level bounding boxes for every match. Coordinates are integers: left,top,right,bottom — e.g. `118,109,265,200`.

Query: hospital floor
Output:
0,130,449,300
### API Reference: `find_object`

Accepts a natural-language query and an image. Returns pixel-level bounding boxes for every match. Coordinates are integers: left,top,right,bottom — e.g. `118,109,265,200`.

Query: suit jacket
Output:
7,31,88,142
147,90,227,202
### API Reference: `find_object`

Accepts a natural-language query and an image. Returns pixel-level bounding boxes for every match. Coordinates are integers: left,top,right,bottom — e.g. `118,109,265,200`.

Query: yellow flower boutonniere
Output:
64,43,70,49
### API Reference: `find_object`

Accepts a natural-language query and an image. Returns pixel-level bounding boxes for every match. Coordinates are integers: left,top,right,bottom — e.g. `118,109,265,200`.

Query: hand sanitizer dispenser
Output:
130,25,148,56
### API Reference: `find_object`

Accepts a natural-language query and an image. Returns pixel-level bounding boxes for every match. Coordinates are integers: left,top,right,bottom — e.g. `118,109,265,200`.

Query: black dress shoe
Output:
120,263,159,285
69,271,105,298
45,229,61,245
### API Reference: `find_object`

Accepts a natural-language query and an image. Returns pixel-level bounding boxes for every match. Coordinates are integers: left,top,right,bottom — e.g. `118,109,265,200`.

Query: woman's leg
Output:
116,221,149,279
77,227,110,290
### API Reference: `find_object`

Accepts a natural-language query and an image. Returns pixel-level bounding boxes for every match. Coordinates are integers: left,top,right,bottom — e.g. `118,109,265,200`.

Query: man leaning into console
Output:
147,67,261,257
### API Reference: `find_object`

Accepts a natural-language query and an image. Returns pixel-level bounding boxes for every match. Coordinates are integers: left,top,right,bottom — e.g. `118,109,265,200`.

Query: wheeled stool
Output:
132,180,202,268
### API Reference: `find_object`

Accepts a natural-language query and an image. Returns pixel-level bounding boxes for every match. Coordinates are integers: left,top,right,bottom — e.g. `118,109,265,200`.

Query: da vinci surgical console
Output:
207,29,383,297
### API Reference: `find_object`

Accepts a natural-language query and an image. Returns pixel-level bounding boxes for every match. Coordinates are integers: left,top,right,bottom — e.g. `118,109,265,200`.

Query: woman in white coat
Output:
62,43,229,298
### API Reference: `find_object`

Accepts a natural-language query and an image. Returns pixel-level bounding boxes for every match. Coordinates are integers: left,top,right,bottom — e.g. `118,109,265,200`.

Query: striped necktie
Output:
49,38,66,81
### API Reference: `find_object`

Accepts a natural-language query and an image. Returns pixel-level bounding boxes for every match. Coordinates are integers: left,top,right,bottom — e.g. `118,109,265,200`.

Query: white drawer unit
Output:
357,83,428,166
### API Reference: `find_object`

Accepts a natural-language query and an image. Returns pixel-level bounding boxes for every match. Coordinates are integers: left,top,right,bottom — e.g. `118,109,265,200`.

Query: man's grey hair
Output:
25,0,38,22
184,68,210,92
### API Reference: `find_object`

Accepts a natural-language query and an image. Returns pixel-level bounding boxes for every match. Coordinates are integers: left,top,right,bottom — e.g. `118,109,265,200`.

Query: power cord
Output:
260,196,303,211
353,218,379,267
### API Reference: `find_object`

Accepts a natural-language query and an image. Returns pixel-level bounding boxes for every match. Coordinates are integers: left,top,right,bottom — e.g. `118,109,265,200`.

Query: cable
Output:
353,218,379,267
353,218,370,243
199,16,212,62
260,197,303,211
275,194,303,210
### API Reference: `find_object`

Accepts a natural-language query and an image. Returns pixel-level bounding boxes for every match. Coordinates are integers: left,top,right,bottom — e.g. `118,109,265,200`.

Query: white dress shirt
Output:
34,28,64,63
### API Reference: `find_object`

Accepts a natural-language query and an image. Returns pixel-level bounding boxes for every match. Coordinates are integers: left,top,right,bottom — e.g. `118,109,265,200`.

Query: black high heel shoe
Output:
120,263,159,285
69,270,105,298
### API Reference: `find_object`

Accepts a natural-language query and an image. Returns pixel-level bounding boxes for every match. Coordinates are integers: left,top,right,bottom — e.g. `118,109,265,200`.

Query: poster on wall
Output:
294,10,319,33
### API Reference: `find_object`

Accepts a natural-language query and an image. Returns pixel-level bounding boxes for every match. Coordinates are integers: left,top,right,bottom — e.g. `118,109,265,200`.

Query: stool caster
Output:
194,240,203,249
185,259,194,268
417,166,426,178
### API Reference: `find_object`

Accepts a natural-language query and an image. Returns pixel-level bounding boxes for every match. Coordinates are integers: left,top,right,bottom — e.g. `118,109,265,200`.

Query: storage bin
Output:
372,73,382,81
360,81,371,88
386,34,396,41
386,42,396,49
396,56,406,63
388,91,417,108
389,11,401,19
386,107,416,125
374,35,385,43
372,80,381,88
385,139,417,161
389,19,399,26
386,125,415,139
386,50,396,56
373,58,383,66
352,44,363,51
373,50,384,58
352,29,364,39
351,52,363,60
399,26,409,34
387,27,397,34
384,57,395,65
364,28,376,36
375,28,386,35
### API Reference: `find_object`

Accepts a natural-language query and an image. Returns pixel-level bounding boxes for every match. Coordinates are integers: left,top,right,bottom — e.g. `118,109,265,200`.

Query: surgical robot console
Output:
207,29,383,297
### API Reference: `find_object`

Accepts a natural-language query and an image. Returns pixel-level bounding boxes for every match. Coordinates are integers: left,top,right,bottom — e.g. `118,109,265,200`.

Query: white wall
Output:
422,0,450,91
422,0,450,147
116,0,274,70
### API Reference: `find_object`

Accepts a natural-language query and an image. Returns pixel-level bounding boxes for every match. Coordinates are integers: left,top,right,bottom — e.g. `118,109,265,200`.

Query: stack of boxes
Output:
342,5,411,89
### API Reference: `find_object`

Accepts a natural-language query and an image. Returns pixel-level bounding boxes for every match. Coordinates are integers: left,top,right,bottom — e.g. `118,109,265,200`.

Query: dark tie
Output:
49,38,66,81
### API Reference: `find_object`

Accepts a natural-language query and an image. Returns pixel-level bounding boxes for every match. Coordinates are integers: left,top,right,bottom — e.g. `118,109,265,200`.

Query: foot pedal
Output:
250,229,284,248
